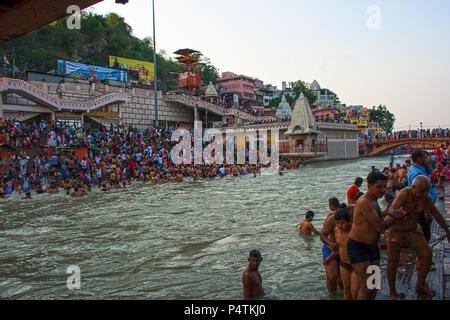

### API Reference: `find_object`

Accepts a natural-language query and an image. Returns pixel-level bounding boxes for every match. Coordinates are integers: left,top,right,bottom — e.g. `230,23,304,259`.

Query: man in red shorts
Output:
347,177,363,205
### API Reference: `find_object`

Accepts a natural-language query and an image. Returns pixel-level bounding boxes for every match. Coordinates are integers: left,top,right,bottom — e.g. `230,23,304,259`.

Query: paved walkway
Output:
444,182,450,299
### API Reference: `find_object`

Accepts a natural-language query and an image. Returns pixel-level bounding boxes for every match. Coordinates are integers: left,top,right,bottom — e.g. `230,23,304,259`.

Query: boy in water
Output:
320,197,342,293
71,186,82,197
299,210,320,235
22,191,32,199
334,208,359,300
242,250,264,300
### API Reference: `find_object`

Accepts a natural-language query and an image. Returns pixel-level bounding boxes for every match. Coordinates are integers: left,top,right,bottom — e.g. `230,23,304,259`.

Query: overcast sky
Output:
88,0,450,131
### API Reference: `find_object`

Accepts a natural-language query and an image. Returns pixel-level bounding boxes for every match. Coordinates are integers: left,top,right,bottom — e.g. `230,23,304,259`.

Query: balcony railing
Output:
279,141,327,154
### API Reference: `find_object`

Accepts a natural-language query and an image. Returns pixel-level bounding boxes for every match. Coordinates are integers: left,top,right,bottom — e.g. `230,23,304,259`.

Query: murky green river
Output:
0,155,406,299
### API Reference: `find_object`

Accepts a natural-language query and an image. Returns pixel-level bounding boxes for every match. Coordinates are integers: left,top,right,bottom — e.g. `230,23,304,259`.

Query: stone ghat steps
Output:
0,77,127,112
444,182,450,299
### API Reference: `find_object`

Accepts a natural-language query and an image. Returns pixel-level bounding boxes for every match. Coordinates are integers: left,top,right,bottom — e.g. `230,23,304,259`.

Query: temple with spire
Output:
280,92,326,158
275,94,292,120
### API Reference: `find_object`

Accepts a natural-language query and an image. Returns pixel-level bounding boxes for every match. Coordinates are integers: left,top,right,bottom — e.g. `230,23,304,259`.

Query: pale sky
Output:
88,0,450,131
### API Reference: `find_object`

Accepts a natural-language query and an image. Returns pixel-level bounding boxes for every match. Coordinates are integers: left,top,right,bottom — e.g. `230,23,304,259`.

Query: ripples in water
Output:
0,155,404,299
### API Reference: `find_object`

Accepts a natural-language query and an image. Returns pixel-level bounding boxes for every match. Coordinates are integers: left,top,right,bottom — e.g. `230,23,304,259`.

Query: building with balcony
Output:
308,80,337,108
216,72,257,101
313,107,341,122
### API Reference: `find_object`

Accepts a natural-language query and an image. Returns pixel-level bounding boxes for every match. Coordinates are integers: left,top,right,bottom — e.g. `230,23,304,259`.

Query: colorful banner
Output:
178,71,200,88
57,60,127,82
109,56,154,84
350,119,368,126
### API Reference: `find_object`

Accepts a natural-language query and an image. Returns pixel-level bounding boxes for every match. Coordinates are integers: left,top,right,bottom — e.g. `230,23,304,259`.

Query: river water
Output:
0,155,406,300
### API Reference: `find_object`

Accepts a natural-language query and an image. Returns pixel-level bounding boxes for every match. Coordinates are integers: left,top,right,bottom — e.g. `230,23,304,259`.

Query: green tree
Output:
191,52,219,84
269,94,295,109
0,12,179,84
369,105,396,133
289,80,317,106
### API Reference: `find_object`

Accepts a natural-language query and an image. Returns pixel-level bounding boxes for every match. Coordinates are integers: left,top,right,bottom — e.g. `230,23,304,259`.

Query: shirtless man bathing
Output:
299,210,320,236
242,250,264,300
348,171,406,300
320,197,342,294
385,175,450,299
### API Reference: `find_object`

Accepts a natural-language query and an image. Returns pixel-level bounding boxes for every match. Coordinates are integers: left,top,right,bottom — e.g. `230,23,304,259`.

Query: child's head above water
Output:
305,210,315,221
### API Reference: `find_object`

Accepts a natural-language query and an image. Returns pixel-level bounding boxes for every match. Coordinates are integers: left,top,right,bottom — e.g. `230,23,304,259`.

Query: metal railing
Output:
163,94,278,122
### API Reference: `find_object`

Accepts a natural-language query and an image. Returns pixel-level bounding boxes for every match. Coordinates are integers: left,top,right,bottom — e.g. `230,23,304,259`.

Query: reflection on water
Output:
0,155,406,299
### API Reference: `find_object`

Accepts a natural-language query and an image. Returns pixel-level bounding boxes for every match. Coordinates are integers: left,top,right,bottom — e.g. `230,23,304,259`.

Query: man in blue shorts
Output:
320,197,342,294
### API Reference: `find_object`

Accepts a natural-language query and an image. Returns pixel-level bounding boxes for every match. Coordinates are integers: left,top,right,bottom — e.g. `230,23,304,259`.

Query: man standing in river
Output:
385,175,450,299
320,197,342,294
348,171,406,300
243,250,264,300
347,177,363,205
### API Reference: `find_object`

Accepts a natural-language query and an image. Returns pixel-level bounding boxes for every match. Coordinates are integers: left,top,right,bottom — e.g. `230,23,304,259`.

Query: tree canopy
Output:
0,12,186,85
191,52,219,84
289,80,317,106
370,105,396,133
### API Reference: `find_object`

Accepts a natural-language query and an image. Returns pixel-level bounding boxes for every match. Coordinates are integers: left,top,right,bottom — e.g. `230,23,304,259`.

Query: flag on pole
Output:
3,54,9,65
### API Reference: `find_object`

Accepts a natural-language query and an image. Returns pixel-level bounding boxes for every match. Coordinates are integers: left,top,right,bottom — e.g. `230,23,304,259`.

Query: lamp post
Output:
152,0,158,128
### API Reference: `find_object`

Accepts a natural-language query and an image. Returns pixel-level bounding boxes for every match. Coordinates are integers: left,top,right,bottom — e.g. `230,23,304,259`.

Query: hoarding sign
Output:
109,56,154,84
233,94,239,106
350,119,368,126
178,71,200,88
57,60,127,82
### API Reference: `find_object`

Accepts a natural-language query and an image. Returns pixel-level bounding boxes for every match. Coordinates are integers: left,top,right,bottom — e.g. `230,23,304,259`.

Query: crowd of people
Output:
361,128,450,143
0,119,310,199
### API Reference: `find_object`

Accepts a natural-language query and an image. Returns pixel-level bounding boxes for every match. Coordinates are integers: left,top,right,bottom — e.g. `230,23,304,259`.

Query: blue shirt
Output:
407,163,437,203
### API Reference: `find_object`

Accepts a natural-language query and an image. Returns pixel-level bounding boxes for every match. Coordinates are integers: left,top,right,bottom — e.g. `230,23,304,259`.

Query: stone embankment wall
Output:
29,80,194,128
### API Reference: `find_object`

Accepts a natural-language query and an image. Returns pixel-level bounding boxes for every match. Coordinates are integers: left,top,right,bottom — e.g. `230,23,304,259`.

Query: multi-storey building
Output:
216,72,257,101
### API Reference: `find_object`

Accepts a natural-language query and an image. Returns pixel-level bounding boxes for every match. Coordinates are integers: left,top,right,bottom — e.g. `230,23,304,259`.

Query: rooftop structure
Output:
204,82,219,99
174,48,201,95
275,95,292,119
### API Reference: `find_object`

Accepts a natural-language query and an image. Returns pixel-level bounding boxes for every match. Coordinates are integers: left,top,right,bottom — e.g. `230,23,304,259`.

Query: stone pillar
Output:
0,94,3,119
51,111,56,122
344,133,347,159
118,103,122,125
194,105,199,122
